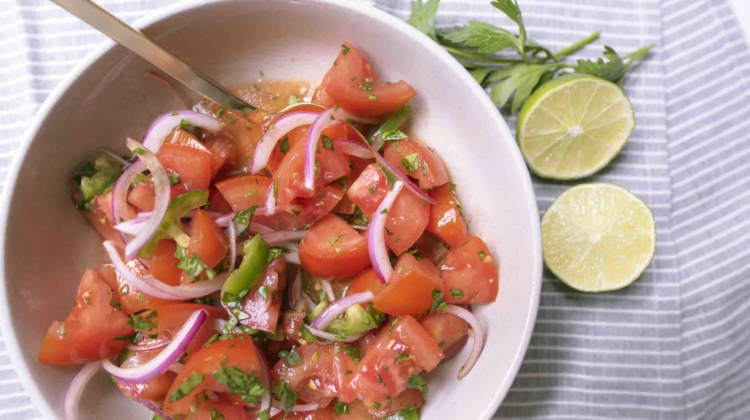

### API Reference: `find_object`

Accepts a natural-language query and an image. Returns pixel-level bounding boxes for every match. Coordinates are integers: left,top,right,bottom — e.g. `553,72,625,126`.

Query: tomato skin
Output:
164,336,263,416
285,183,344,226
346,163,388,218
38,269,133,365
117,350,177,402
271,405,336,420
344,389,424,419
383,140,449,189
299,215,370,279
440,236,498,304
215,175,272,211
346,269,384,297
150,239,182,286
385,189,429,256
281,311,307,344
236,256,287,333
167,128,225,178
419,312,469,357
204,134,237,174
158,143,213,191
81,192,132,248
189,400,249,420
427,185,467,248
207,186,234,214
322,43,416,118
138,303,227,356
373,254,444,317
109,260,178,314
271,342,359,406
188,209,229,269
268,126,308,174
351,316,442,408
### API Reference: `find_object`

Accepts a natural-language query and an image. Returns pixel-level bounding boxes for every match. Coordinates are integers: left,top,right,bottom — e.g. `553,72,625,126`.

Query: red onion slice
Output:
332,108,380,125
332,140,374,159
115,379,174,420
104,241,228,300
272,401,321,412
101,149,131,166
265,182,277,216
262,230,307,246
114,217,148,236
123,138,171,260
103,309,208,383
304,109,336,190
251,112,320,174
64,361,101,420
112,160,146,226
440,305,485,380
371,145,438,205
368,180,404,283
289,270,302,311
310,291,375,330
258,354,272,414
214,211,269,229
128,340,171,352
227,222,237,276
321,279,336,302
142,110,221,152
305,325,367,343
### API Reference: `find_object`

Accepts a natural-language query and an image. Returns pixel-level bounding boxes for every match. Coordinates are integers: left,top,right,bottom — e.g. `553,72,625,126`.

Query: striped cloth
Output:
1,0,749,419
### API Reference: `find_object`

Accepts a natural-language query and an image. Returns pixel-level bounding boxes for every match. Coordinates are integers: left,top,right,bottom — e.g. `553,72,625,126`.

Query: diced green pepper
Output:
326,304,381,337
138,190,209,259
79,155,123,201
369,103,412,149
221,235,269,304
384,406,419,420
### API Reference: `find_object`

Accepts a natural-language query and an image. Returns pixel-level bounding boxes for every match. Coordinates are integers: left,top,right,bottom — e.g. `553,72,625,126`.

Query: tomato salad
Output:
40,43,499,420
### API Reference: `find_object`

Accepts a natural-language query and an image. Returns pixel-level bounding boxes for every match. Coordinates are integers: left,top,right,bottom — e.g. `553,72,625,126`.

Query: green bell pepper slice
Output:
138,190,209,259
79,154,123,201
221,235,270,304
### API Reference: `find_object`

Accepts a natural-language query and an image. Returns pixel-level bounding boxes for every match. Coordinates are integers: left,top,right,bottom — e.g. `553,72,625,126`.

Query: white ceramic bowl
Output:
0,1,542,419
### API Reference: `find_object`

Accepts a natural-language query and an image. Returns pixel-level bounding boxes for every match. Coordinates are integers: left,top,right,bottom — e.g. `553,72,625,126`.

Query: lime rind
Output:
516,74,635,181
541,183,656,292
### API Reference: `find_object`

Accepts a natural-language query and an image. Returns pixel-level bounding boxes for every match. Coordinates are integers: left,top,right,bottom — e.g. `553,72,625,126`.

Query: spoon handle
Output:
51,0,255,112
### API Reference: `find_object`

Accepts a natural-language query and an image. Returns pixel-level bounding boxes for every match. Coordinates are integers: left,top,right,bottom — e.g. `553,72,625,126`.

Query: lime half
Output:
541,183,656,292
517,74,635,180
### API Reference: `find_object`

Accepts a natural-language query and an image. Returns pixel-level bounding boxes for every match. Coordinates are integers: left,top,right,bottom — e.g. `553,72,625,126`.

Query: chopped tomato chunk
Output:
234,255,287,333
419,312,469,357
346,269,384,298
427,184,467,248
150,239,183,286
188,209,229,270
299,215,370,279
190,400,249,420
440,236,499,304
214,175,272,211
373,253,444,317
383,140,449,189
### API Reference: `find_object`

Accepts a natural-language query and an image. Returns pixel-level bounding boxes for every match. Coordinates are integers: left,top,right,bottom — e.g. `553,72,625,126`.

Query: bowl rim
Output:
0,1,542,418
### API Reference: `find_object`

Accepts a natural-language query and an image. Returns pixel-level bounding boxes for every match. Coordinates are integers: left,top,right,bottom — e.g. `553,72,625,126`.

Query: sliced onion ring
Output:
104,241,228,300
64,361,101,420
332,140,374,159
111,160,146,226
227,221,238,276
115,378,175,420
265,182,278,216
123,138,171,260
305,325,367,343
311,291,375,330
304,109,336,190
332,107,381,125
371,145,438,205
440,305,485,380
262,230,307,246
142,110,221,152
128,340,171,352
251,112,320,174
368,180,404,283
103,309,208,383
321,279,336,303
272,401,321,412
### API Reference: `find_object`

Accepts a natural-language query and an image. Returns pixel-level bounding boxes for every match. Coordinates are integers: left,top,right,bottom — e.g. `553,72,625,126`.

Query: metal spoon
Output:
51,0,256,113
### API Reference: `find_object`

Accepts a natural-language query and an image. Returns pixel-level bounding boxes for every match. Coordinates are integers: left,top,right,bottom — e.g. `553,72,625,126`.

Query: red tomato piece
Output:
203,134,237,174
271,405,336,420
38,269,133,365
271,342,359,406
235,256,287,333
214,175,272,211
419,312,469,357
164,336,263,416
373,254,444,317
268,126,308,174
284,183,344,226
350,316,443,408
167,128,224,178
138,303,227,356
346,163,388,218
440,236,499,304
346,269,384,298
383,140,449,189
117,350,177,402
322,43,416,118
108,260,178,314
427,184,467,248
281,311,307,345
299,215,370,279
188,209,229,270
157,143,213,191
385,189,429,256
150,239,182,286
189,400,249,420
127,180,186,212
207,186,234,214
342,389,425,419
80,194,127,248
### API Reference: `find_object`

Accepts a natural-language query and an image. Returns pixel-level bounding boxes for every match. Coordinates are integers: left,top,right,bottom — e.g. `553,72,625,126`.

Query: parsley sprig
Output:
409,0,653,113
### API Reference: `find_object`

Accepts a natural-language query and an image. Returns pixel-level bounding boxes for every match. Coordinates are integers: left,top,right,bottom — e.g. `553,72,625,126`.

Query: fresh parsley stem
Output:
624,44,655,61
443,46,525,64
555,31,601,58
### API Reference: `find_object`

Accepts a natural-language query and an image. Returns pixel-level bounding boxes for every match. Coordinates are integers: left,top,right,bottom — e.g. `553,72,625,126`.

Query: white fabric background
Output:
1,0,749,419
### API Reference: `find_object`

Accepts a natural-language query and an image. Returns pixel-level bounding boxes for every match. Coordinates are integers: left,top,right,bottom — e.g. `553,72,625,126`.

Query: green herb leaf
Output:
268,246,289,263
175,248,217,280
342,344,362,364
450,288,465,299
334,400,350,416
279,347,302,367
128,311,157,332
574,45,653,84
444,21,521,54
211,408,225,420
279,136,290,154
490,64,559,113
396,351,411,364
168,371,204,402
213,366,268,404
258,285,269,300
322,135,334,151
401,153,420,173
429,290,447,313
341,44,351,56
58,322,67,337
408,0,441,40
273,381,298,413
385,406,420,420
407,374,429,399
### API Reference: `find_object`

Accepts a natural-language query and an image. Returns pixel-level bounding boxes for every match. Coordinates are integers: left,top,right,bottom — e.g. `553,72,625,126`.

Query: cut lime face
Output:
541,183,656,292
516,74,635,180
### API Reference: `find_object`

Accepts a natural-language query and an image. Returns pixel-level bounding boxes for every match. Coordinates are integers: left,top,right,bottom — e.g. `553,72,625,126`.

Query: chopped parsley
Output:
429,290,447,313
380,208,388,214
267,247,289,263
322,135,334,151
341,345,362,363
334,400,350,416
58,323,67,337
246,189,257,198
210,408,225,420
278,347,302,367
127,311,157,332
168,371,204,402
213,366,268,404
273,381,298,414
179,119,191,128
381,130,409,141
258,285,269,300
478,249,490,262
368,94,378,100
450,289,465,299
167,172,180,186
401,153,420,173
373,402,382,409
341,44,351,56
214,108,225,118
175,246,216,280
376,374,385,385
279,136,290,154
396,351,411,364
407,375,429,399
